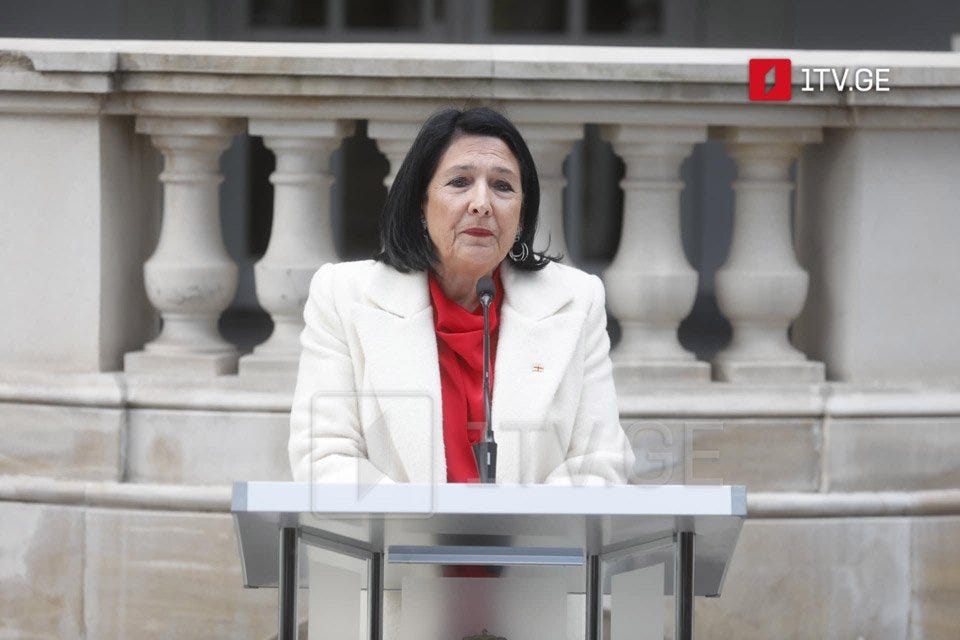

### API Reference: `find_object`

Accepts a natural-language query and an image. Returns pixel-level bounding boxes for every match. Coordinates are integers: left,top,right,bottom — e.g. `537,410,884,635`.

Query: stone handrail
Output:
2,39,959,384
5,368,960,416
4,474,960,519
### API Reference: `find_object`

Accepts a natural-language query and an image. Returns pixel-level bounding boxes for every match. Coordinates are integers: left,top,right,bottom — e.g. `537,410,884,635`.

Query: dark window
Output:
345,0,422,29
250,0,328,27
491,0,567,33
586,0,659,34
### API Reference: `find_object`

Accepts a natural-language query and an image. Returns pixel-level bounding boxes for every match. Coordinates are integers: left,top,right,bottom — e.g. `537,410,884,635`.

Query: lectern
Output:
232,482,745,640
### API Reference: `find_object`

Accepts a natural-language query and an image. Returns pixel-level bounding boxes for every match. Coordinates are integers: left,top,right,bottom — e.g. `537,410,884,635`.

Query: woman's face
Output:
424,134,523,280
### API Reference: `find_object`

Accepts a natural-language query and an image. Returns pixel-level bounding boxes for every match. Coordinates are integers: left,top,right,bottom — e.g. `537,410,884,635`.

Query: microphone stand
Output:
473,276,497,483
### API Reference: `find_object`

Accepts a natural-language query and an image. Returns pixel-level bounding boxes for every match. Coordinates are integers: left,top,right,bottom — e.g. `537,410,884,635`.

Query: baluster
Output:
517,123,580,260
600,125,710,386
712,127,825,382
369,120,420,190
240,120,355,377
125,117,244,375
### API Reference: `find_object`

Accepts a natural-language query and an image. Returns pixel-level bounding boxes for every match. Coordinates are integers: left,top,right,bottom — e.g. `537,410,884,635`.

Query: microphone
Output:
473,275,497,483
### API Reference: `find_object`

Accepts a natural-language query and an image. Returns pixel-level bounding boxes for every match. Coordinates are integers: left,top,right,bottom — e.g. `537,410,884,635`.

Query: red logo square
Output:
749,58,792,101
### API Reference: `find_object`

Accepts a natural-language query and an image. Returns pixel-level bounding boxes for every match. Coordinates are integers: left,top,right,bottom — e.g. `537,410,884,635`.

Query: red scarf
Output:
428,266,504,483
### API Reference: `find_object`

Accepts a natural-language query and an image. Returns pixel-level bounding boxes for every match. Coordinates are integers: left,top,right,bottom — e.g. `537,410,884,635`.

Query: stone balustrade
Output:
3,40,960,386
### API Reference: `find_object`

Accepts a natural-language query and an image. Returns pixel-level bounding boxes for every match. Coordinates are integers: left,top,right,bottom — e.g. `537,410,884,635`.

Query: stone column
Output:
712,126,824,383
125,117,244,376
795,127,960,384
0,113,158,373
600,125,710,387
369,120,420,190
239,119,355,377
516,123,581,260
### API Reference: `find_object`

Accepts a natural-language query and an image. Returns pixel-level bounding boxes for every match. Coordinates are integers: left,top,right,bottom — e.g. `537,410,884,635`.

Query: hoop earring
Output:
508,239,530,262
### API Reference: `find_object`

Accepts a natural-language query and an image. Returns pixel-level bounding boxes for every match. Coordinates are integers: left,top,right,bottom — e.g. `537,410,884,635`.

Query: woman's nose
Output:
469,182,492,215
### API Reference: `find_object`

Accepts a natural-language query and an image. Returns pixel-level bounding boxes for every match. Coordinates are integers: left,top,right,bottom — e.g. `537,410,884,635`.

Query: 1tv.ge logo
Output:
749,58,891,101
749,58,792,101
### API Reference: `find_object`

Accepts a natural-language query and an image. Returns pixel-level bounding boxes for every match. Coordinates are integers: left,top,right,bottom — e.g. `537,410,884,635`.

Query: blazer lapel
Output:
353,263,444,484
491,263,583,481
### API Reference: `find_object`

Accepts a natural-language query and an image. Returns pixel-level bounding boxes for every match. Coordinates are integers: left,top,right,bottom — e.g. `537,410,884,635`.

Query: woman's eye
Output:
447,177,469,187
494,181,515,192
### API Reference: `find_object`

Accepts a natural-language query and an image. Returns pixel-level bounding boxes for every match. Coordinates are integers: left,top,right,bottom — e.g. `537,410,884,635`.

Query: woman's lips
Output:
463,228,494,237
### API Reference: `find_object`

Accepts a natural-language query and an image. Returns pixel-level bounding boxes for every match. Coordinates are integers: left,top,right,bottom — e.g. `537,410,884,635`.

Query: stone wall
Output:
2,374,959,638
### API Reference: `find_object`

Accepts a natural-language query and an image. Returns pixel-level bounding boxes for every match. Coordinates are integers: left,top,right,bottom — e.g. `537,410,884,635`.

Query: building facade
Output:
1,2,960,638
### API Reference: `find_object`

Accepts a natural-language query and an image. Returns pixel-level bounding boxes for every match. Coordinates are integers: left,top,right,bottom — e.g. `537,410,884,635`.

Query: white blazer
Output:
288,258,635,486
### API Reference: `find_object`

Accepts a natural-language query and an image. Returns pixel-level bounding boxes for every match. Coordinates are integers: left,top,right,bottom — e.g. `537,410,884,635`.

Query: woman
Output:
288,107,634,486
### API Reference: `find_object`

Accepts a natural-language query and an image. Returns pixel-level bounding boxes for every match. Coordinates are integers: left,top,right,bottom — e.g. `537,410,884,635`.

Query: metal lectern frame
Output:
232,482,746,640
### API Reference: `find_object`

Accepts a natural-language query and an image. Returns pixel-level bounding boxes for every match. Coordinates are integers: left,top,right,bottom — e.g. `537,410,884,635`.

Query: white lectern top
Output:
232,482,745,598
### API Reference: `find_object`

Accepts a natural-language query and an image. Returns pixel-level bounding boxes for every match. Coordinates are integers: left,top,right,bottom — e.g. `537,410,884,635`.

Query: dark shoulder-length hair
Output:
375,106,560,272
